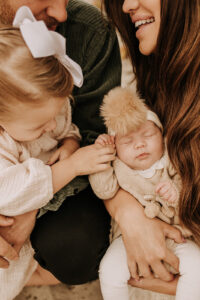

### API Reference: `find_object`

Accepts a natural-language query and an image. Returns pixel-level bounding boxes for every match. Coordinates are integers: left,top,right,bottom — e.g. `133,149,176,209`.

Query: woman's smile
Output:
123,0,160,55
135,18,155,40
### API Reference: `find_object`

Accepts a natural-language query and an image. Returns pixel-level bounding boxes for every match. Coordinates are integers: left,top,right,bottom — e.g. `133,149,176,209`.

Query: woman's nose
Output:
47,0,68,23
122,0,139,14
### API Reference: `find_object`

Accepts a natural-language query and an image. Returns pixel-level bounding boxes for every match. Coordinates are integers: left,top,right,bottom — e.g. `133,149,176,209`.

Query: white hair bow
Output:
13,6,83,87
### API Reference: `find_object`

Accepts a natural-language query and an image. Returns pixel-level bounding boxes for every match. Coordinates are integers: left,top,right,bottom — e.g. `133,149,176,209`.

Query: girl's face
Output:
122,0,161,55
0,97,65,142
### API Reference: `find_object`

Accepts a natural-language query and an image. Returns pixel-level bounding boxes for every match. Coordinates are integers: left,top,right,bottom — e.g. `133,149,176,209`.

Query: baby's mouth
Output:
136,152,149,159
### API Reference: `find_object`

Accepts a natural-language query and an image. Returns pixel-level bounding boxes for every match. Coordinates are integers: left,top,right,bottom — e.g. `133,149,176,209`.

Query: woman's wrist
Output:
113,190,145,228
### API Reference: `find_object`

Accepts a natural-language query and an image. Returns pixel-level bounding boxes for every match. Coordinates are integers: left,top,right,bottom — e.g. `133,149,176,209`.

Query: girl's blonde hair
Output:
0,26,74,120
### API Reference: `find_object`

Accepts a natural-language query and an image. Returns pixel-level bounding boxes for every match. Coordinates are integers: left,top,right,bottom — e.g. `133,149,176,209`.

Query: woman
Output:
102,0,200,295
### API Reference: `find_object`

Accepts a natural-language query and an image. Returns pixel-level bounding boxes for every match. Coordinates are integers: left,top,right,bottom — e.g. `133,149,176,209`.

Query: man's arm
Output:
63,0,122,145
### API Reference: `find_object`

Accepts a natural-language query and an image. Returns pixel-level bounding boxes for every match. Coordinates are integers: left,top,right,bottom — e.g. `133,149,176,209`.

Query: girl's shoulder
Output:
0,130,22,163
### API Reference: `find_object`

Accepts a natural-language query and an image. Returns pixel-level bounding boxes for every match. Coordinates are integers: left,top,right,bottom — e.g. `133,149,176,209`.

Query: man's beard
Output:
0,1,59,29
0,1,15,25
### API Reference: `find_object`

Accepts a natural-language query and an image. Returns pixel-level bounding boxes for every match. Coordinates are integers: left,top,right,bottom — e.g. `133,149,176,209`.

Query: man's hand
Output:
0,215,19,268
0,210,38,253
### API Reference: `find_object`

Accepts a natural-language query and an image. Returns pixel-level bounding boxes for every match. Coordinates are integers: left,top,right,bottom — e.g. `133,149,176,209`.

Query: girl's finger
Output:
98,154,116,163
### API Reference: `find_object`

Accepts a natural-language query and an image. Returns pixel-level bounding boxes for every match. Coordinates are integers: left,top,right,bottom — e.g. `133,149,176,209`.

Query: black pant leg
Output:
30,186,111,284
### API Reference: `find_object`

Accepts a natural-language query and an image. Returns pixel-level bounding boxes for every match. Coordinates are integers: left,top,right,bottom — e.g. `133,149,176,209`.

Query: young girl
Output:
101,0,200,296
0,6,115,300
90,87,200,300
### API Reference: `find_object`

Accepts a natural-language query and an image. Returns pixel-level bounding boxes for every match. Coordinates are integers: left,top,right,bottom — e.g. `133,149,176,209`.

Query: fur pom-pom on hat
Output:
100,87,163,136
101,87,147,136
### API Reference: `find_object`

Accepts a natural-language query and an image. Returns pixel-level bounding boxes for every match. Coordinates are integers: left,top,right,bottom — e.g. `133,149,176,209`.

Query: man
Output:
0,0,121,286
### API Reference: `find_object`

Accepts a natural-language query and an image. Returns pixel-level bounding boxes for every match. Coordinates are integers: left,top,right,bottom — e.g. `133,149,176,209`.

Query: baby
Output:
0,6,114,300
89,87,200,300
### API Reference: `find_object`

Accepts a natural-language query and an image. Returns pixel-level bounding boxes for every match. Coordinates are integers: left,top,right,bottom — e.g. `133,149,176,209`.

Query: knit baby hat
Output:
100,87,162,136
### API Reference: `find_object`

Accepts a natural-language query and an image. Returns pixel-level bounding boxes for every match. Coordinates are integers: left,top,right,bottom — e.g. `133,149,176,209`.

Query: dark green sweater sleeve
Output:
59,0,122,145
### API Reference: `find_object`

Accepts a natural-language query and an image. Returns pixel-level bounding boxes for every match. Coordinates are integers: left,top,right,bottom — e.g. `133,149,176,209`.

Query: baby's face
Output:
115,121,163,170
0,97,65,142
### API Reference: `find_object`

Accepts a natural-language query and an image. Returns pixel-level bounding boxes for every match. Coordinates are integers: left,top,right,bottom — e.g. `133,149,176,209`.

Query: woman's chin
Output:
139,43,155,56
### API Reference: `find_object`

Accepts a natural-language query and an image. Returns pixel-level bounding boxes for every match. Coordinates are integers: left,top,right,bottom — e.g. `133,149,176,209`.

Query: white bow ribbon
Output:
13,6,83,87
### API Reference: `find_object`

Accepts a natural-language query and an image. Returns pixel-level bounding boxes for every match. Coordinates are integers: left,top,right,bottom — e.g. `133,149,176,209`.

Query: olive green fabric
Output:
39,0,121,217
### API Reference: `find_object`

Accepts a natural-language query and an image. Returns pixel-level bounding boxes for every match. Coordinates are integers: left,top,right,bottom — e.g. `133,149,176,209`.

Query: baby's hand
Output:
155,181,178,205
95,134,115,147
69,143,115,176
48,137,80,165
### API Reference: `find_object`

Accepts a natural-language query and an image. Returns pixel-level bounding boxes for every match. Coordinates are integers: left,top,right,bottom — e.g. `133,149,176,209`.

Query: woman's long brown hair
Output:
103,0,200,244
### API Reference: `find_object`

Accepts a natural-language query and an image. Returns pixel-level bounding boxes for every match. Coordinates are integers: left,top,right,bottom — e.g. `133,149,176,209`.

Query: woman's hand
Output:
128,274,179,295
104,190,184,283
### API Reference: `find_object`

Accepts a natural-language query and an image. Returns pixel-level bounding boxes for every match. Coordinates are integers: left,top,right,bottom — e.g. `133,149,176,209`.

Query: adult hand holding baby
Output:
0,211,38,255
0,215,19,268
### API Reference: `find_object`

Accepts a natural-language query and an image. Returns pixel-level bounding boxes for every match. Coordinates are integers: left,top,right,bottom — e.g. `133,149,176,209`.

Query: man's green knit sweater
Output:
39,0,122,216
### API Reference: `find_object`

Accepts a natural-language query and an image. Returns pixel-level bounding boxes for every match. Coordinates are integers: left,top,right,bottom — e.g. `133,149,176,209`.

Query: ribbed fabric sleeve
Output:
0,156,53,216
89,166,119,199
0,111,78,216
58,0,122,146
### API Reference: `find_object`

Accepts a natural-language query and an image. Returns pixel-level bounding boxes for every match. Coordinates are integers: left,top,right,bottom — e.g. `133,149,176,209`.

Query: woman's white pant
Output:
99,236,200,300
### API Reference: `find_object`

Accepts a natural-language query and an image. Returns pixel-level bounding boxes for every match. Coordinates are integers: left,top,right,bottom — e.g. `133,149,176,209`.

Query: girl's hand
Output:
48,138,80,165
95,134,115,147
128,274,179,295
69,143,115,176
156,181,178,204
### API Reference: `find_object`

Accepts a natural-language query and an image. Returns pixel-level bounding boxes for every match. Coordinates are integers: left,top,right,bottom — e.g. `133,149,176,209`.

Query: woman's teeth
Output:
135,18,155,29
